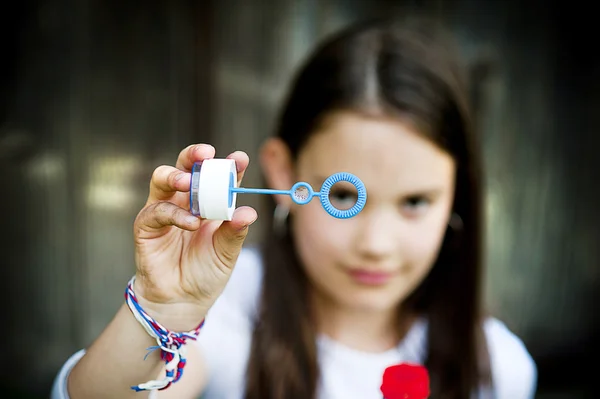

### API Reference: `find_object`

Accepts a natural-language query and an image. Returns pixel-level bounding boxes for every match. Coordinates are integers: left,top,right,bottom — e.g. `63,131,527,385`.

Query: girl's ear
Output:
259,137,295,208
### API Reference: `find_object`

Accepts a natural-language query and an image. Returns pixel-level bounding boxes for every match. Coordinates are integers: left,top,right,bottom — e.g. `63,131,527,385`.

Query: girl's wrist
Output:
132,279,208,332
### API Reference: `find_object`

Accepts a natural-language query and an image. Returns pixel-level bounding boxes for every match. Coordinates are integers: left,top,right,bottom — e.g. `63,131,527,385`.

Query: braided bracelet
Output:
124,276,205,391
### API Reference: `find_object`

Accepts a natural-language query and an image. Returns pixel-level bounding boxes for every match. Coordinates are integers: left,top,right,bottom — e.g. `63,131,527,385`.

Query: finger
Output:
147,165,191,204
226,150,250,186
136,201,199,234
212,206,258,267
175,144,216,172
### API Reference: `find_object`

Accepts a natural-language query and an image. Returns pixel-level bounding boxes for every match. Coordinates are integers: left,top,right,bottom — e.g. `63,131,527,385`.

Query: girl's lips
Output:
346,269,393,285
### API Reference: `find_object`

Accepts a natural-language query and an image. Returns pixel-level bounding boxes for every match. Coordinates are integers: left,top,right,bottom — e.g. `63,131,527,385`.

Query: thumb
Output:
212,206,258,267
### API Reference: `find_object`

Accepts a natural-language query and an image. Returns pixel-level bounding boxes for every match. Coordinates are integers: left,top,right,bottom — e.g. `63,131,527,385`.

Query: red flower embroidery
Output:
380,363,430,399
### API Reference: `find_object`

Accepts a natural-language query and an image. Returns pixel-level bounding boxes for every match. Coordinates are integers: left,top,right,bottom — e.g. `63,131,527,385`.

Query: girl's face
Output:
262,111,456,314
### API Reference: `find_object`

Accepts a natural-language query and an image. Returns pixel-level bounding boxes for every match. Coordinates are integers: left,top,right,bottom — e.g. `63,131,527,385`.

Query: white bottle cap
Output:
195,158,237,221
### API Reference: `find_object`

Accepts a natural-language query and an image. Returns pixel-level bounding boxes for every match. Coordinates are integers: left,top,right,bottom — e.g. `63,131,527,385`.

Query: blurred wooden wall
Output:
0,0,214,395
0,0,597,397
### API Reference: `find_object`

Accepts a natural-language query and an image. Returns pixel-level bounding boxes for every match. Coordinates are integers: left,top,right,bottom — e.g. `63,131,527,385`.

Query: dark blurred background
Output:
0,0,598,398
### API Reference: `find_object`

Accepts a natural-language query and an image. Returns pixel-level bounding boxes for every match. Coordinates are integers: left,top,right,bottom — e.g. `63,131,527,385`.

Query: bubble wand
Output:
189,159,367,221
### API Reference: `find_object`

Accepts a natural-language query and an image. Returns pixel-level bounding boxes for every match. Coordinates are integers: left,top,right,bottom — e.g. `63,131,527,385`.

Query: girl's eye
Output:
328,188,358,210
401,196,431,216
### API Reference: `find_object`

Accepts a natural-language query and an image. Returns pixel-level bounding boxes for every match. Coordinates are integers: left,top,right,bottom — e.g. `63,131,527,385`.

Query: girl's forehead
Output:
297,112,455,188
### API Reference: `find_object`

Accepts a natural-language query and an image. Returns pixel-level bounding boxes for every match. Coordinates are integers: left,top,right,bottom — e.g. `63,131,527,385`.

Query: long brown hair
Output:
245,18,490,399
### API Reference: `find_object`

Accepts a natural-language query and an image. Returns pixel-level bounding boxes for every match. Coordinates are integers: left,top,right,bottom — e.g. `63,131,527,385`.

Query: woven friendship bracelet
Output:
124,276,205,391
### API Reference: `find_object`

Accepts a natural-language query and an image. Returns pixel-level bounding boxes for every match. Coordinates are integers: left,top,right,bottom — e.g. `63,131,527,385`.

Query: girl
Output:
53,19,536,399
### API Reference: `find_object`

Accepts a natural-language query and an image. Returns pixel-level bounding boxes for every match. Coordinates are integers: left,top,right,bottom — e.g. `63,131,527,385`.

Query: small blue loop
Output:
290,182,314,205
319,173,367,219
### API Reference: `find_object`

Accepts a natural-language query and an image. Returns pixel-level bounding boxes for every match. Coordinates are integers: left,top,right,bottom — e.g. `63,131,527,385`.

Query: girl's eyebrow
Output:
312,176,357,190
310,175,446,196
400,188,444,197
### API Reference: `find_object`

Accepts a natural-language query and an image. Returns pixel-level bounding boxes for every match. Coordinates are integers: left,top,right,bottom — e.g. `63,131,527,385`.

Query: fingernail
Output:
245,217,258,228
237,220,256,232
186,216,198,224
175,172,184,181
